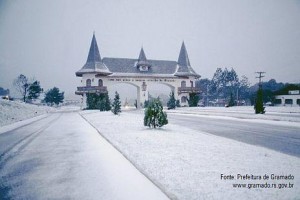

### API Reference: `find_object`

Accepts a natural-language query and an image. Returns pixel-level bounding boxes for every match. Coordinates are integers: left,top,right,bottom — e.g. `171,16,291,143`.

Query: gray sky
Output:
0,0,300,99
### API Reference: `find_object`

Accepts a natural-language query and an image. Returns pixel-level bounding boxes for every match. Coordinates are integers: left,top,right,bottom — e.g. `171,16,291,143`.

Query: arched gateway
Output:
75,34,201,108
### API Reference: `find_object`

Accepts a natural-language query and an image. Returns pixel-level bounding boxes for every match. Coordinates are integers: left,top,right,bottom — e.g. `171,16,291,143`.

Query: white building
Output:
75,34,201,108
274,90,300,107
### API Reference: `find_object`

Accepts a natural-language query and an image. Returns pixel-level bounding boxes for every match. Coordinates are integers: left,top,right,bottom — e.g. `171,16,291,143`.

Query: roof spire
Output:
138,47,147,62
174,41,200,78
137,47,151,67
75,33,112,77
87,33,101,63
177,41,191,67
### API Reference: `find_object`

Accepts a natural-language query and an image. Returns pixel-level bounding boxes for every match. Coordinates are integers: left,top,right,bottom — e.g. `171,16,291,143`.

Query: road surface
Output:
0,112,169,200
168,113,300,157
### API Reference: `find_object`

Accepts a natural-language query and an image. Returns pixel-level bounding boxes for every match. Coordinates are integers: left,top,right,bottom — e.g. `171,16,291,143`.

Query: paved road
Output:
0,112,168,200
168,113,300,157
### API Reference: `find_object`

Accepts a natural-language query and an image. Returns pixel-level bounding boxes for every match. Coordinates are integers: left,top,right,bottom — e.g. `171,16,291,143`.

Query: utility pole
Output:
255,72,265,89
254,71,266,114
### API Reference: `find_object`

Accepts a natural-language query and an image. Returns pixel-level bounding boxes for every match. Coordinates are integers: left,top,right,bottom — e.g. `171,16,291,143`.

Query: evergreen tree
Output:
86,93,111,111
144,98,168,128
227,92,235,107
28,81,43,101
44,87,64,106
111,91,121,115
176,100,181,107
254,88,265,114
98,93,111,111
86,93,99,109
144,100,149,108
167,91,176,109
188,93,199,107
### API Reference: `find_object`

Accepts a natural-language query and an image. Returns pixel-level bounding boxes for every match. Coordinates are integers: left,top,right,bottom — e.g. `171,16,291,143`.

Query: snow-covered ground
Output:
81,109,300,200
167,106,300,123
1,102,299,199
0,99,54,127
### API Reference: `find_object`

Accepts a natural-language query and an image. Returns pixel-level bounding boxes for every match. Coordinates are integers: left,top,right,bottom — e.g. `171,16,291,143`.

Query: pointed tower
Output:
175,42,200,78
136,47,151,71
76,33,111,77
177,41,191,67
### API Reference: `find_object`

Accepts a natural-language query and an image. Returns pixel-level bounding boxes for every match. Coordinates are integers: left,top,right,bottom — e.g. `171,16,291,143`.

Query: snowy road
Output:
0,112,169,200
168,113,300,157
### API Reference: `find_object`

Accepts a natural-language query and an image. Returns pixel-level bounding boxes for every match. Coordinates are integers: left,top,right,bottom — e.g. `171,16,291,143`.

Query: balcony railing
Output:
178,87,201,94
75,86,107,95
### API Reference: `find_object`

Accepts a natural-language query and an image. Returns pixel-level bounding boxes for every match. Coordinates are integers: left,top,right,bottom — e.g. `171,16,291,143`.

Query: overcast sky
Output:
0,0,299,99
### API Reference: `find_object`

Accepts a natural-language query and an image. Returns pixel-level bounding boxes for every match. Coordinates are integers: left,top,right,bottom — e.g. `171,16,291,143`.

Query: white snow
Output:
0,112,169,200
1,101,300,199
0,99,54,127
167,106,300,123
81,109,300,200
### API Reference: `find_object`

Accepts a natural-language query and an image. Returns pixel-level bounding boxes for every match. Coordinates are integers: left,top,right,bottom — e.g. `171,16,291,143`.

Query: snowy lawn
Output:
167,106,300,123
0,99,54,127
81,109,300,200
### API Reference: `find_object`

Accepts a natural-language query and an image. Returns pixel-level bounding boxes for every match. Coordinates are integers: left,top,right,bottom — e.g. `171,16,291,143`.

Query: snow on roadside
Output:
167,106,300,123
81,110,300,200
0,99,54,127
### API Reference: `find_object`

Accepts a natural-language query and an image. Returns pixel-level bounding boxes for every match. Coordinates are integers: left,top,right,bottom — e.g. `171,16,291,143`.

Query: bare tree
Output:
13,74,29,102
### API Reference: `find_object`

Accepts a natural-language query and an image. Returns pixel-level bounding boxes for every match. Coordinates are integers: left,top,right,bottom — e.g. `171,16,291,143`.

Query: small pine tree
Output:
167,91,176,110
28,81,43,101
44,87,64,106
98,93,111,111
144,98,168,128
86,93,99,109
254,88,265,114
144,100,149,108
188,93,200,107
227,92,235,107
111,91,121,115
176,100,181,107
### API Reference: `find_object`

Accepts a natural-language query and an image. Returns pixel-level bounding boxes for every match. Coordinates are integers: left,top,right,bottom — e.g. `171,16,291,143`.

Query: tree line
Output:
195,68,300,107
12,74,64,106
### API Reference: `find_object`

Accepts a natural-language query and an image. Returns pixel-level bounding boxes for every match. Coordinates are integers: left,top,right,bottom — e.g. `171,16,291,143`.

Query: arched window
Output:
98,79,103,87
181,81,186,88
181,96,187,103
86,79,91,87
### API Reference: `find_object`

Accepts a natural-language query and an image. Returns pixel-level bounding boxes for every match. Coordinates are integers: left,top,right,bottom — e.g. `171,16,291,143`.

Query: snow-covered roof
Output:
76,35,200,78
76,34,112,77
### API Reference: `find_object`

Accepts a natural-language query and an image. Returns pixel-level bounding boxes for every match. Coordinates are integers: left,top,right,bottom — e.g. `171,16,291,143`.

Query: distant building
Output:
274,90,300,106
0,87,10,100
75,34,201,108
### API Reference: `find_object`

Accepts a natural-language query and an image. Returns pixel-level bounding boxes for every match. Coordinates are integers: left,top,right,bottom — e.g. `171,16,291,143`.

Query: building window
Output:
274,99,282,105
98,79,103,87
297,99,300,105
86,79,91,87
285,99,293,105
181,81,186,88
181,96,187,103
190,81,194,87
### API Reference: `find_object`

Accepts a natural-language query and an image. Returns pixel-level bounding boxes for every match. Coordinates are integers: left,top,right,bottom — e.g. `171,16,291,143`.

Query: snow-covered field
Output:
167,106,300,123
0,99,54,127
1,102,300,199
81,109,300,200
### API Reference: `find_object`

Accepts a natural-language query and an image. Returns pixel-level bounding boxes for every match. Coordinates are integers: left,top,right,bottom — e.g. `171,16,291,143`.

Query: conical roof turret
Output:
137,47,151,67
177,41,191,67
87,33,101,63
76,33,111,77
175,41,200,78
